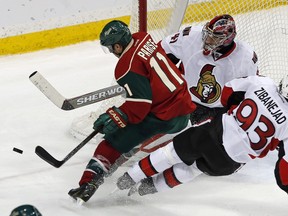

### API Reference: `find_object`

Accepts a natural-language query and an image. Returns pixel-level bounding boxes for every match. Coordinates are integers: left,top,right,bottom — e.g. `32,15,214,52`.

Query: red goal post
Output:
138,0,147,32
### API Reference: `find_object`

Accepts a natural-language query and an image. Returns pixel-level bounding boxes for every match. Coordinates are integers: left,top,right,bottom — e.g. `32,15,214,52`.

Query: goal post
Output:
138,0,147,32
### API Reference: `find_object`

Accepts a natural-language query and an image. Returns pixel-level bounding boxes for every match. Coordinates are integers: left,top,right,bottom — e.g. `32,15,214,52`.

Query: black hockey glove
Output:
190,104,227,126
226,91,245,109
94,106,128,134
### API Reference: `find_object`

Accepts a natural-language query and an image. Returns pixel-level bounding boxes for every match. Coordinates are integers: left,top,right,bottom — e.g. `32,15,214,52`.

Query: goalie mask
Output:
279,74,288,100
10,204,42,216
100,20,132,57
202,14,236,55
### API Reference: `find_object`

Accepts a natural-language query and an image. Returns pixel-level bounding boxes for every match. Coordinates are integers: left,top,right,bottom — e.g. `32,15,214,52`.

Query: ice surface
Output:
0,41,287,216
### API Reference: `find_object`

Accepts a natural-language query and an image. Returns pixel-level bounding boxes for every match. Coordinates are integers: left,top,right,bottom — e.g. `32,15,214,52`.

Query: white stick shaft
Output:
29,71,65,108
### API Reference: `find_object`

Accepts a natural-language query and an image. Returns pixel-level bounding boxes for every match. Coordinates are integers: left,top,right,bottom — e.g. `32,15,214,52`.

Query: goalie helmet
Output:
100,20,132,54
10,204,42,216
279,74,288,99
202,14,236,54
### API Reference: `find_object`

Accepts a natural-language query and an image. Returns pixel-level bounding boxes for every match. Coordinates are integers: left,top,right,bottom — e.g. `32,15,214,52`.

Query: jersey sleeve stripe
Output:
125,97,152,104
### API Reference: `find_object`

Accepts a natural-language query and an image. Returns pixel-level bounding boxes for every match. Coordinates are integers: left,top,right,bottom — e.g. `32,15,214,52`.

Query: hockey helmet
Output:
100,20,132,54
202,14,236,54
279,74,288,99
10,204,42,216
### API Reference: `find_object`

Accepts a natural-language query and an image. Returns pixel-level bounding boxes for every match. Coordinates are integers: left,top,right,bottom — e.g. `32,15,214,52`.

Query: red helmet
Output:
202,14,237,54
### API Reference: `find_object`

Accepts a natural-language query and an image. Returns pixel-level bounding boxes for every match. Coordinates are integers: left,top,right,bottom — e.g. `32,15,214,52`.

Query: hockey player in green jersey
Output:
68,20,196,204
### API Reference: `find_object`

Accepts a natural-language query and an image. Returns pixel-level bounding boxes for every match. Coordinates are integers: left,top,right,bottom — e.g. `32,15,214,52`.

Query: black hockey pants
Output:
173,113,243,176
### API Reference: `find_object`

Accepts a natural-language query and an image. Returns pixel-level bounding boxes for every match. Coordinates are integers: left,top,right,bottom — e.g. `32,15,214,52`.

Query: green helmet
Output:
100,20,132,49
10,204,42,216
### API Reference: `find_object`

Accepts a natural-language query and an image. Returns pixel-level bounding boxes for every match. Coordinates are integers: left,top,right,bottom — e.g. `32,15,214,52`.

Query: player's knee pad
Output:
161,142,182,165
172,162,202,183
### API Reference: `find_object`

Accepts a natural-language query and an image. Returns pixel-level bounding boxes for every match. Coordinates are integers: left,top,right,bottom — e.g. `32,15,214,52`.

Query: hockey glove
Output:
190,104,227,126
93,106,128,134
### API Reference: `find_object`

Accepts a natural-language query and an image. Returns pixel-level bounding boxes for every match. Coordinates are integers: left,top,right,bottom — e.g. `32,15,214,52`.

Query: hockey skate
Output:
116,172,136,190
68,175,104,204
128,177,158,196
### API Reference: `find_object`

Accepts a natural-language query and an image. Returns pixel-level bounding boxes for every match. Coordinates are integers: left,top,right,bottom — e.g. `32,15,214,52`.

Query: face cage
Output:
279,76,288,99
101,44,114,54
202,23,230,53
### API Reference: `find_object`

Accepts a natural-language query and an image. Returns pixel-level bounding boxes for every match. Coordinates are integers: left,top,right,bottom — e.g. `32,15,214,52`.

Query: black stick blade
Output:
35,146,63,168
34,129,100,168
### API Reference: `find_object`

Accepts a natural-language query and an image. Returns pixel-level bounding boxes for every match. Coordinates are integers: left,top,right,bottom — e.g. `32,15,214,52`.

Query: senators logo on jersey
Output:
190,64,221,104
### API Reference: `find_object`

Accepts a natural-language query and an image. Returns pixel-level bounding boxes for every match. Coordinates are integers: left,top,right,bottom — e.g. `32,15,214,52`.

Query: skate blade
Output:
76,198,85,206
109,187,120,195
127,184,139,196
69,196,77,202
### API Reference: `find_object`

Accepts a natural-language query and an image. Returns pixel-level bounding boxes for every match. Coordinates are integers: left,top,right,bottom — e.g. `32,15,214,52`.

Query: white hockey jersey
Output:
221,76,288,164
161,25,258,108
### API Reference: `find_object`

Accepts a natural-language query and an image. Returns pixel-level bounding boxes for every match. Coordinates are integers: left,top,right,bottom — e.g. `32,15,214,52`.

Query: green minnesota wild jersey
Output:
115,32,196,124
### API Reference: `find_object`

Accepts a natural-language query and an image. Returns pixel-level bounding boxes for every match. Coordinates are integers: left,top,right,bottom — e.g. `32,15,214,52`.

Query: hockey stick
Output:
35,128,100,168
29,71,125,110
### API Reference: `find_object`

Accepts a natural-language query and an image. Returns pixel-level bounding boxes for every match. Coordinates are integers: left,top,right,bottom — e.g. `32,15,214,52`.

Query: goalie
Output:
161,14,259,125
138,13,260,188
68,20,196,203
116,75,288,197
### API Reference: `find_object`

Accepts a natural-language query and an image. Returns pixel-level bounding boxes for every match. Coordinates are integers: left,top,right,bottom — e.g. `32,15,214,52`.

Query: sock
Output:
79,140,121,185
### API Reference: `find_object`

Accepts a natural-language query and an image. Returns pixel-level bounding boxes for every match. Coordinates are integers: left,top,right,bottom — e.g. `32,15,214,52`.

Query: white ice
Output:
1,41,288,216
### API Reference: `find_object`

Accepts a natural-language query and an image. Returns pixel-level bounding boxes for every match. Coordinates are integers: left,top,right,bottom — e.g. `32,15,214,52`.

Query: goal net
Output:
70,0,288,162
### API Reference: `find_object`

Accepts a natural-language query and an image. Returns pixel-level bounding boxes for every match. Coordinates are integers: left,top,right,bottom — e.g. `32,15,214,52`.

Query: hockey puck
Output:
13,147,23,154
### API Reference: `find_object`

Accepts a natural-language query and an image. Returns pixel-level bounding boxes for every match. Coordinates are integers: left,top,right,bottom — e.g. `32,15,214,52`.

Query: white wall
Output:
0,0,132,37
